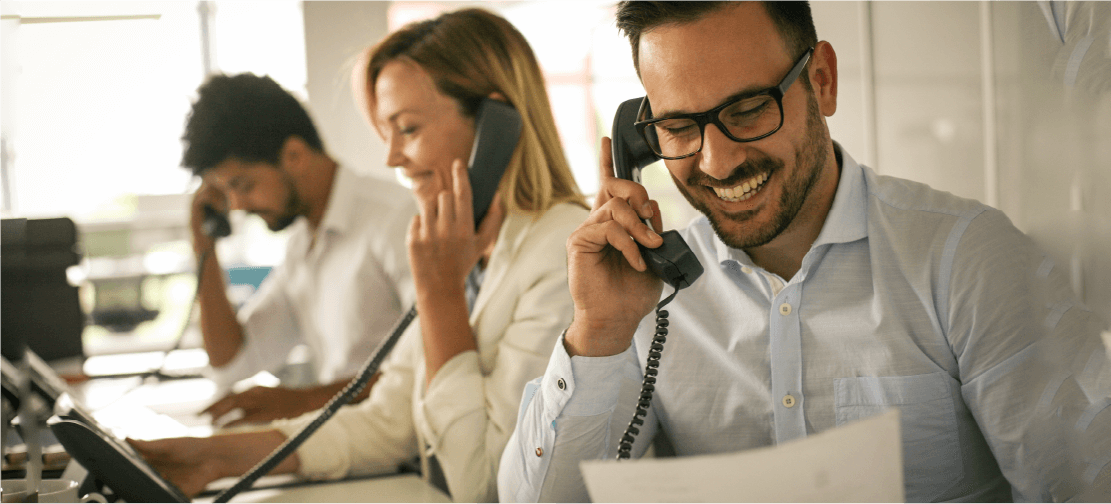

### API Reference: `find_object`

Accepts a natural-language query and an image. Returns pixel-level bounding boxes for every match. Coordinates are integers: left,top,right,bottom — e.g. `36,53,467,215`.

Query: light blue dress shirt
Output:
498,146,1110,502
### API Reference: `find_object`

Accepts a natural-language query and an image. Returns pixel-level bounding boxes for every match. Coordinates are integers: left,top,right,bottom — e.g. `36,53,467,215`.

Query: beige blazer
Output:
276,202,588,502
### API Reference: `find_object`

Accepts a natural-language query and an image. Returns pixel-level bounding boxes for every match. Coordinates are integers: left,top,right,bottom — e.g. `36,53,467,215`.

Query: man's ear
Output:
279,136,312,173
809,41,838,117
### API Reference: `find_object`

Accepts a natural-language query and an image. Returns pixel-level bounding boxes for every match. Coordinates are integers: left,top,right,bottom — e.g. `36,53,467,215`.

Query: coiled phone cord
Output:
616,286,679,460
213,304,419,503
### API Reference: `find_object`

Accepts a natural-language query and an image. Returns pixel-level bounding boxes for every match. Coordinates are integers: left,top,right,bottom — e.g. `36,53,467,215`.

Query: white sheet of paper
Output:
581,408,904,503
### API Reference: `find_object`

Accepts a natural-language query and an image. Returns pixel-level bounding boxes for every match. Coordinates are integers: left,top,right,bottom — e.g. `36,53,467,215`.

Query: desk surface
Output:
74,375,451,503
196,473,451,503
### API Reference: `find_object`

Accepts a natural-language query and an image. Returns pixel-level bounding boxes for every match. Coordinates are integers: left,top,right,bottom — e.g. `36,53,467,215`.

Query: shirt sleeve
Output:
412,216,578,503
272,321,421,480
498,331,648,503
207,266,300,388
948,208,1111,501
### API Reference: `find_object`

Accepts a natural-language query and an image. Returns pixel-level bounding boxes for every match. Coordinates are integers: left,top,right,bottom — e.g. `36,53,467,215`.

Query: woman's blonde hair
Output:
358,8,586,216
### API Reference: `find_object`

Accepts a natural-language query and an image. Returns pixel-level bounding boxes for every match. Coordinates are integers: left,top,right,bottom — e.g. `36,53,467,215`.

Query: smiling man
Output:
182,73,416,426
498,2,1109,501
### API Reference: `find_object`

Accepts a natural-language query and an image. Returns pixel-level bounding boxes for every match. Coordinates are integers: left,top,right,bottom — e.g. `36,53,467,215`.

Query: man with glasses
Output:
499,2,1108,501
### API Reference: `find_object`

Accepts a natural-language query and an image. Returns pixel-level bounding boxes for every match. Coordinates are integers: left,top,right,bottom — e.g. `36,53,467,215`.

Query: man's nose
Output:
226,191,245,211
698,124,745,181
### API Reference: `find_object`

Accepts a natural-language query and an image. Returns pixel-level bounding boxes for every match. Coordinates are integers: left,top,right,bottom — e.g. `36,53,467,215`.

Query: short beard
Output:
268,172,308,231
673,92,829,250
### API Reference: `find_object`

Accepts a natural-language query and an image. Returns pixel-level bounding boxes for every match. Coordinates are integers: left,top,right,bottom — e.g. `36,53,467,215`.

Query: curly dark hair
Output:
181,73,324,175
615,1,817,76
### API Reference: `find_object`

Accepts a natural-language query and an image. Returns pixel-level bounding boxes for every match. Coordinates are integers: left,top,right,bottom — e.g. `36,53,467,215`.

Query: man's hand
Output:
201,375,379,428
190,181,228,256
203,386,323,428
564,137,665,357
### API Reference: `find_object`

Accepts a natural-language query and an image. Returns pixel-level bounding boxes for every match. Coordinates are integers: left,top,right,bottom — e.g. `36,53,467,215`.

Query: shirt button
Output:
782,394,796,408
779,303,792,315
535,447,543,457
741,266,753,274
557,378,566,390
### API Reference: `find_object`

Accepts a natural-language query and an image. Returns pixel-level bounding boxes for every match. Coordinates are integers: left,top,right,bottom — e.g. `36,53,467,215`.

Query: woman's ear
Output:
487,92,508,103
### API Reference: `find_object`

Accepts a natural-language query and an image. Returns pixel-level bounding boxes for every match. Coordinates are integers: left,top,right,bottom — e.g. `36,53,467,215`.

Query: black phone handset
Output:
202,204,232,239
468,98,523,228
611,97,704,460
212,98,522,502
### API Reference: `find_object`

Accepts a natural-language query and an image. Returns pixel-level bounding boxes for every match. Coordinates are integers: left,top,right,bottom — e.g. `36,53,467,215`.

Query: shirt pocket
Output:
834,372,961,502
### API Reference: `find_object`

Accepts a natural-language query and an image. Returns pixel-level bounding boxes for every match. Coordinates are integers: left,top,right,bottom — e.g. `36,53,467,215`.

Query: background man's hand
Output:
203,386,320,428
189,181,228,256
564,137,665,357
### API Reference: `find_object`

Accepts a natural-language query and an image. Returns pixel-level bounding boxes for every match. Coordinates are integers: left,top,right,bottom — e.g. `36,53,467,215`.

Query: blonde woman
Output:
132,8,587,502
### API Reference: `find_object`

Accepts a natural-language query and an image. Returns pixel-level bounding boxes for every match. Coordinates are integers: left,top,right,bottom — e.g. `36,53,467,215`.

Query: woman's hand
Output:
407,159,506,292
128,436,229,497
128,430,296,497
408,158,506,383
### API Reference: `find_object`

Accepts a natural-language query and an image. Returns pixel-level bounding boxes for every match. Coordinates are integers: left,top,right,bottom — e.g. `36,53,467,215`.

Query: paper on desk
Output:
581,408,904,503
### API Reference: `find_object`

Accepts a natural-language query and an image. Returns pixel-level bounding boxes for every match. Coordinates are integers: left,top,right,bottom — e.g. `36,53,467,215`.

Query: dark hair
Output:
615,1,817,74
181,73,324,175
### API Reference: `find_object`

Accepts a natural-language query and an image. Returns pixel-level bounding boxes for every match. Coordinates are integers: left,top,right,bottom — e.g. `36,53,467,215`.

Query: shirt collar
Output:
712,141,868,265
317,165,356,237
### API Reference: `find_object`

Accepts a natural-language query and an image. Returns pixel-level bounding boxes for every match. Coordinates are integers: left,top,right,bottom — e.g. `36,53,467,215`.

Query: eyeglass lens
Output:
645,94,781,158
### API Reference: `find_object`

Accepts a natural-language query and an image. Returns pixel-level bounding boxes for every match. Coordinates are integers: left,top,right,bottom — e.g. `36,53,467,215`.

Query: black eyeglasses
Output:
634,47,813,160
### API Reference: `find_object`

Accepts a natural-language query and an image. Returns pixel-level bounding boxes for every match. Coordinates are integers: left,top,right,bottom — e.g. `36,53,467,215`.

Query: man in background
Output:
182,73,415,426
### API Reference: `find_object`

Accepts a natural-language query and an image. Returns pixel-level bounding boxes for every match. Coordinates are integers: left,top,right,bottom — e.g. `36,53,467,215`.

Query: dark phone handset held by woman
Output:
468,98,523,228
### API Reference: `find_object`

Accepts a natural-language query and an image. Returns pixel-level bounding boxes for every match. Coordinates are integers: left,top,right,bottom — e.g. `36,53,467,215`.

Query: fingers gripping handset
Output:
611,97,703,290
468,98,522,228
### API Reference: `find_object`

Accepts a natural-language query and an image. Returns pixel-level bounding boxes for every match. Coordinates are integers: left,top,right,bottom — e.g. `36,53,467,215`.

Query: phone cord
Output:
152,248,212,379
616,286,679,460
212,304,419,503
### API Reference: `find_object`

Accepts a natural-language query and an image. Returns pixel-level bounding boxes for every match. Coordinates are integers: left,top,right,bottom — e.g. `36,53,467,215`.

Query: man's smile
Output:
708,172,769,202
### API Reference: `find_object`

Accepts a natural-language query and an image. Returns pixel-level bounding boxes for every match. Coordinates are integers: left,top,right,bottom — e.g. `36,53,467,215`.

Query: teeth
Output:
712,173,767,202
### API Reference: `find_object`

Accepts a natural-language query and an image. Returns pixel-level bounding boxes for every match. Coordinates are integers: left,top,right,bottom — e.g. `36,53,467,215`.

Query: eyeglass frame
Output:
633,47,814,160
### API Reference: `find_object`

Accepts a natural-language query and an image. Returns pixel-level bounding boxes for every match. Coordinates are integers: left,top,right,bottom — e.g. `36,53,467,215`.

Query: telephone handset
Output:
611,97,704,290
202,204,232,239
468,98,523,228
209,98,522,502
610,97,705,460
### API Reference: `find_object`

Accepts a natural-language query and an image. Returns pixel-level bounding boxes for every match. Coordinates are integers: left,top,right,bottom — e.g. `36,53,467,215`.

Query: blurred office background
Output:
2,1,1108,364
